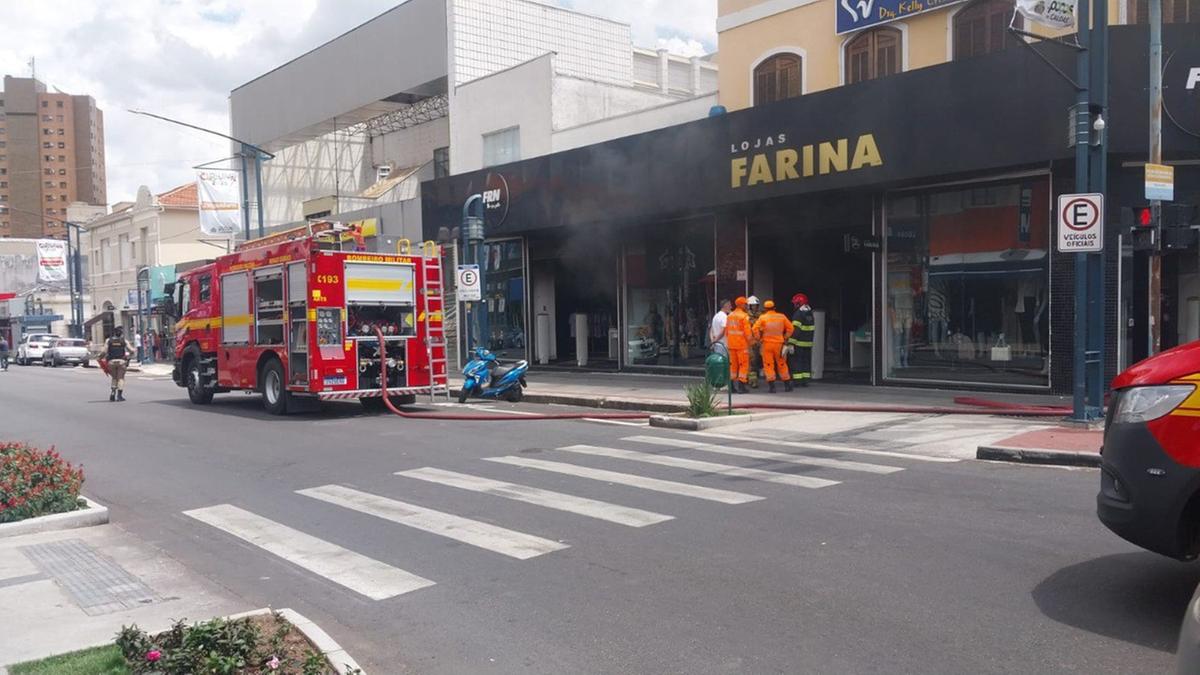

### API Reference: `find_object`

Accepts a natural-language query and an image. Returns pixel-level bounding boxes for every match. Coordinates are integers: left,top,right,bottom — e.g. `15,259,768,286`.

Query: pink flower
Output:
268,655,280,670
146,649,161,662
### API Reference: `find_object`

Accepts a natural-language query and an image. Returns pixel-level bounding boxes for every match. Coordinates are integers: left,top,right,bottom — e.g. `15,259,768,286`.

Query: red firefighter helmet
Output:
792,293,809,306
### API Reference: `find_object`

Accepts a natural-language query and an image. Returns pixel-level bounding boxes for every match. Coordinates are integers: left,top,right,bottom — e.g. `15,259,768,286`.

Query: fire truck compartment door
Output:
344,263,415,305
221,272,251,344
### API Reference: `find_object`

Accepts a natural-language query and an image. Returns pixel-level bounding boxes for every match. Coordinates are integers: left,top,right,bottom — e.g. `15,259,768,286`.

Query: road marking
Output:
297,485,567,560
396,467,673,527
583,418,649,427
694,431,961,463
182,504,434,600
622,435,904,475
484,456,763,504
556,445,839,489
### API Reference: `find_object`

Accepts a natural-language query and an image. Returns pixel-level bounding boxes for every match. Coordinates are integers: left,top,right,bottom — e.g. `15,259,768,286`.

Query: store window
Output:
953,0,1022,60
477,238,526,361
845,27,901,84
1128,0,1198,23
753,53,802,106
885,177,1050,386
623,219,715,369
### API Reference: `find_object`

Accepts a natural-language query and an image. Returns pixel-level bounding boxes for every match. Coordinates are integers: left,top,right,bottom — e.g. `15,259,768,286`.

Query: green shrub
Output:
0,442,85,524
685,380,721,418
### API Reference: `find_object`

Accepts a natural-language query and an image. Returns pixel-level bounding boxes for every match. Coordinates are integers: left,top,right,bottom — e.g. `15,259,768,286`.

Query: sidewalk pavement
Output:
977,427,1104,467
0,524,244,666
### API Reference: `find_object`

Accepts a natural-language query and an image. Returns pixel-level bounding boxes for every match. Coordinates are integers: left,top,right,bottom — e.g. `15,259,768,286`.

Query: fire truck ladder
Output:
408,240,451,402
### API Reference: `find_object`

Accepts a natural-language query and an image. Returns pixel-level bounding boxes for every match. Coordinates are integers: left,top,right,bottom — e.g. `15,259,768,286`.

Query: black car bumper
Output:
1097,421,1200,559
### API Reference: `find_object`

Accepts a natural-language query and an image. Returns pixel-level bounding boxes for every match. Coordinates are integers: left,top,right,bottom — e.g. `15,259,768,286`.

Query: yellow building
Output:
716,0,1170,111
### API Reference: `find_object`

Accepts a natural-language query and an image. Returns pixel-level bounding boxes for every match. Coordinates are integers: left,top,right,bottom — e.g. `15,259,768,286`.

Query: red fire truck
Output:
167,222,449,414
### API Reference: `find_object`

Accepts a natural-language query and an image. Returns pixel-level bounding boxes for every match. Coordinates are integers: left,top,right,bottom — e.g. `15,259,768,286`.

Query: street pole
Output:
1148,0,1163,355
1071,0,1092,421
1086,0,1109,419
254,149,266,238
64,224,78,337
240,145,253,241
72,224,83,338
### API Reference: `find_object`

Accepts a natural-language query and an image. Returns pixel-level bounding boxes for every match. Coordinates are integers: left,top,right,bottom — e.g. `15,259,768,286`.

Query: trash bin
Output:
705,347,729,389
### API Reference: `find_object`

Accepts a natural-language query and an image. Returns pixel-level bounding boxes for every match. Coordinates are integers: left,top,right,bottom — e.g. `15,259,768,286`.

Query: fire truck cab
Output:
167,223,448,414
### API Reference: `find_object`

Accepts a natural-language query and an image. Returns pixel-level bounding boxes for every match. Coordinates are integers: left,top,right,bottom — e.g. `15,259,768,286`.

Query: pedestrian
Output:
134,331,144,363
787,292,816,387
745,296,762,389
752,300,794,393
104,327,134,402
726,297,752,394
709,299,731,349
0,334,9,371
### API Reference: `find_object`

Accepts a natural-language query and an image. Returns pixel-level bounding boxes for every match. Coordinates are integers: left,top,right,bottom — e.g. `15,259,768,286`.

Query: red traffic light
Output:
1138,208,1152,226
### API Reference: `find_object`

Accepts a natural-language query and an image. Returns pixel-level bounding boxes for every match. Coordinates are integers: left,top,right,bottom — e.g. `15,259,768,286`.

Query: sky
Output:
0,0,716,207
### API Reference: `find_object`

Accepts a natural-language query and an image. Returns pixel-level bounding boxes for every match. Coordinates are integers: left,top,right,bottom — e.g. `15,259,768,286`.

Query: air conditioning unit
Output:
375,164,393,182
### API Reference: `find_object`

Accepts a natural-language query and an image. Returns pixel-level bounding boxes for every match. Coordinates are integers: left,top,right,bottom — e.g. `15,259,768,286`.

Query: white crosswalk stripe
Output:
622,435,904,475
484,456,764,504
695,430,961,463
396,467,673,527
556,445,839,489
583,418,650,427
183,504,435,600
297,484,568,559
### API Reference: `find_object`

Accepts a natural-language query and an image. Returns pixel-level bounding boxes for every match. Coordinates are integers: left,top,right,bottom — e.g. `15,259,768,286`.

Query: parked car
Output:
42,338,91,368
1179,583,1200,671
15,333,60,366
1097,339,1200,559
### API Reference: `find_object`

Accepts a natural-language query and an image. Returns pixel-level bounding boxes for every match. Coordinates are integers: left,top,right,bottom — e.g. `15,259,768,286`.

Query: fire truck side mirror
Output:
162,282,178,318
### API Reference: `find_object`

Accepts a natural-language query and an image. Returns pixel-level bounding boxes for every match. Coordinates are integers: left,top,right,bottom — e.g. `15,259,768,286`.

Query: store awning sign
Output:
837,0,967,34
1057,193,1104,253
1145,163,1175,201
1015,0,1076,30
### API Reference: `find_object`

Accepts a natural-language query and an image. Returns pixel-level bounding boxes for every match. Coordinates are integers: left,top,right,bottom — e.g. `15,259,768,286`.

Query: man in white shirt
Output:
709,299,732,349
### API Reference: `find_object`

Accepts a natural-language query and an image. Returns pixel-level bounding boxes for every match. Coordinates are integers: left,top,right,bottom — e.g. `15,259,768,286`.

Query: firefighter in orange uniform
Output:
752,300,794,393
726,296,753,393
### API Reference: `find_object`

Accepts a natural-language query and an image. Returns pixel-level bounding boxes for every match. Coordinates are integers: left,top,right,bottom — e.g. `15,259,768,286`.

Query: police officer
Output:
0,334,9,371
105,327,134,402
752,300,794,393
787,293,815,387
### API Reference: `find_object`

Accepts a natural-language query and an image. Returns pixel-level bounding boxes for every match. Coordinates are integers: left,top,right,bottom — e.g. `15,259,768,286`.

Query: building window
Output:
753,53,803,106
46,194,55,202
119,234,131,269
955,0,1022,60
56,115,63,123
41,101,48,108
58,155,65,162
56,100,63,108
846,27,902,84
482,127,520,168
57,128,64,136
57,142,65,149
434,146,450,178
101,238,113,272
1128,0,1200,22
59,169,66,175
43,128,52,136
0,181,6,188
59,181,67,189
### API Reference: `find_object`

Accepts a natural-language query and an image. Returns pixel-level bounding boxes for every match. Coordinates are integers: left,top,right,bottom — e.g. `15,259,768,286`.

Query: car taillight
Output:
1112,385,1195,424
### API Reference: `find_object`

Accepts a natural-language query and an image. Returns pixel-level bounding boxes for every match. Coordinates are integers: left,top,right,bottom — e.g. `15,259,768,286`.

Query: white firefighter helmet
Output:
747,295,760,306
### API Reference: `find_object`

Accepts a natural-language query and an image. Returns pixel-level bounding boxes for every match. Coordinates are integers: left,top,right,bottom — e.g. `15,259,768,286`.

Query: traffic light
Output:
1122,205,1159,251
1163,204,1199,251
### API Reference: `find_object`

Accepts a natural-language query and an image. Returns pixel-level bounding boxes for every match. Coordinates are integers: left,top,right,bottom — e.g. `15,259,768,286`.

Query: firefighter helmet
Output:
763,300,775,310
747,295,760,306
792,293,809,306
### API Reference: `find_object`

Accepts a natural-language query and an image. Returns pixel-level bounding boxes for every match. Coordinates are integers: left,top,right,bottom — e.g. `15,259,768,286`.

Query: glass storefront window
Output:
622,220,716,368
481,238,526,361
885,177,1050,386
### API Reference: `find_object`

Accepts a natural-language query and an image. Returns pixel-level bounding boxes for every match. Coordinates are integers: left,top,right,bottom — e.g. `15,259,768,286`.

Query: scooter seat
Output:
491,364,515,380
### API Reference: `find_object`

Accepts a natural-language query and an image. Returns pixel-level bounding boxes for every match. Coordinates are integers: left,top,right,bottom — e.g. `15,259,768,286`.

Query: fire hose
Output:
370,327,1073,421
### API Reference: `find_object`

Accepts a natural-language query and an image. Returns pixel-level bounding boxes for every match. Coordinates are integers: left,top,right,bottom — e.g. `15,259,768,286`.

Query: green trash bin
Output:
705,347,730,389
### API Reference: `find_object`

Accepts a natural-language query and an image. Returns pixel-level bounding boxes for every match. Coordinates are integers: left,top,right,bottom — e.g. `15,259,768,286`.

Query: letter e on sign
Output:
1056,193,1104,253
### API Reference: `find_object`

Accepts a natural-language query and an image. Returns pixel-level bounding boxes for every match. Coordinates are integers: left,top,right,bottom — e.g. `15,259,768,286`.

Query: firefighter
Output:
787,293,816,387
752,300,794,393
726,296,752,394
104,327,135,402
745,295,762,388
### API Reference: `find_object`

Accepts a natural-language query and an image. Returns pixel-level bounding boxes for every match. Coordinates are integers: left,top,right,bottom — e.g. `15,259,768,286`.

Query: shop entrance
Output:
748,194,874,380
529,231,619,369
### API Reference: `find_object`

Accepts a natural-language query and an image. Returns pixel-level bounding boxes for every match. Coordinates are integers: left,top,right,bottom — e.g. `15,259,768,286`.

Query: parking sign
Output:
456,264,481,301
1057,193,1104,253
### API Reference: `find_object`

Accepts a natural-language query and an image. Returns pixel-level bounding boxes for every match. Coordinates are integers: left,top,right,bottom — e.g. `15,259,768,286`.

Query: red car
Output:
1098,340,1200,559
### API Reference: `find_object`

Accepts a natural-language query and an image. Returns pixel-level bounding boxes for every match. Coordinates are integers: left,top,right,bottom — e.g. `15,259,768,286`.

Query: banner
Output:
1015,0,1076,30
196,170,244,236
837,0,966,34
35,239,68,283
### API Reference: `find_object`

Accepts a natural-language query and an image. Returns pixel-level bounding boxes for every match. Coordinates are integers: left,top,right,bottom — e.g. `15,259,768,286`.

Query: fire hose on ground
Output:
369,327,1073,421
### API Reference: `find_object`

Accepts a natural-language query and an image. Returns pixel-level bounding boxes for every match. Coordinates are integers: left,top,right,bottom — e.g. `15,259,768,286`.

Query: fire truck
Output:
167,222,449,414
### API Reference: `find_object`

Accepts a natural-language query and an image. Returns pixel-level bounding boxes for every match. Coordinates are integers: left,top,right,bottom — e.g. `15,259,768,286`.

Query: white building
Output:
83,184,214,343
229,0,717,240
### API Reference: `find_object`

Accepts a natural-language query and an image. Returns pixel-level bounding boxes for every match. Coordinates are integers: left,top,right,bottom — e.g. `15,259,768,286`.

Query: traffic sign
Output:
456,264,481,301
1057,193,1104,253
1145,163,1174,201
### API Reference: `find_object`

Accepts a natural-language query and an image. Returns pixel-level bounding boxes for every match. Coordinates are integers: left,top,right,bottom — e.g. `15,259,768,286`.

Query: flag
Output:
196,170,243,236
1015,0,1076,30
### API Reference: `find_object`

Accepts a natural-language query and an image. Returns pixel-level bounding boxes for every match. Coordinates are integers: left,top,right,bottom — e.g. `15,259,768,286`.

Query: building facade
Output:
0,76,106,239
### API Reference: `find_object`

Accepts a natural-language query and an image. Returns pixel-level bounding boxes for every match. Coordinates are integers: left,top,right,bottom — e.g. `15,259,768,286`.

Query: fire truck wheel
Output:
185,352,214,404
260,359,289,415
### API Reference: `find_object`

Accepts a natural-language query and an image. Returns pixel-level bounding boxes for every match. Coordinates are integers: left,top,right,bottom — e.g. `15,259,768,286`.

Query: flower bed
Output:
117,613,360,675
0,442,85,524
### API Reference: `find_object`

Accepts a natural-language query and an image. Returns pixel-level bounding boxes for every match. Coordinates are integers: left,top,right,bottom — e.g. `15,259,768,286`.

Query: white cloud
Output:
0,0,714,206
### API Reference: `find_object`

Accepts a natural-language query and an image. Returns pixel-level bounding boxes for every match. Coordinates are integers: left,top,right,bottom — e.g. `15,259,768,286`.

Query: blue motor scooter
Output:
459,347,529,403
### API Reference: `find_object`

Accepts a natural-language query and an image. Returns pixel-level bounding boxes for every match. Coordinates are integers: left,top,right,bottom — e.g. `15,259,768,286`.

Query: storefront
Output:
423,24,1200,393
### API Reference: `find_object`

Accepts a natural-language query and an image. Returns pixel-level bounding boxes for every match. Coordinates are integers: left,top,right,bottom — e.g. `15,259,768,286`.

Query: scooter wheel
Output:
505,387,524,403
457,386,472,404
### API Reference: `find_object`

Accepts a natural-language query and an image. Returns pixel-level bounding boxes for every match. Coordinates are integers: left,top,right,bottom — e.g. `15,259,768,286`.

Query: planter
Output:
0,495,108,538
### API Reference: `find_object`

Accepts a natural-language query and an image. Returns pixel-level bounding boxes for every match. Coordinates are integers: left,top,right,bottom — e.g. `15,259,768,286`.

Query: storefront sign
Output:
844,234,882,253
457,264,482,301
1015,0,1076,30
196,170,243,236
1145,163,1175,201
35,239,68,283
483,173,510,230
730,134,883,189
1057,193,1104,252
837,0,967,34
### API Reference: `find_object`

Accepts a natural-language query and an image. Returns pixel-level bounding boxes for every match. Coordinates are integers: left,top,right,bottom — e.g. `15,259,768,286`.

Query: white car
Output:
15,333,61,366
42,338,91,367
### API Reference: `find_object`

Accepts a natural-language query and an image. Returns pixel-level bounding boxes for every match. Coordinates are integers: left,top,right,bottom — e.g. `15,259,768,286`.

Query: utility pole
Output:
1071,0,1093,421
1148,0,1163,355
1086,0,1109,417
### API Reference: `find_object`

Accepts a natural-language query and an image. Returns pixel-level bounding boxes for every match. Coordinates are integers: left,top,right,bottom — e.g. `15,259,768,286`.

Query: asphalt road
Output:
0,363,1192,673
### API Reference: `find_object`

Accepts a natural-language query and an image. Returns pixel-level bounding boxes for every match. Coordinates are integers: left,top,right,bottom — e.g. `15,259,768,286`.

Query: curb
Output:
649,411,790,430
227,607,364,674
451,388,686,414
976,445,1102,468
0,495,109,539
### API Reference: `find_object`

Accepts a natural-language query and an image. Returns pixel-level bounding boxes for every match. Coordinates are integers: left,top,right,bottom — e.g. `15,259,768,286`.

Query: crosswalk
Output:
185,431,946,600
